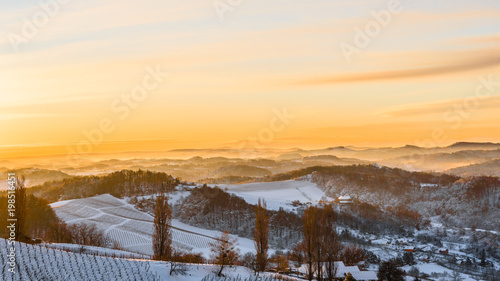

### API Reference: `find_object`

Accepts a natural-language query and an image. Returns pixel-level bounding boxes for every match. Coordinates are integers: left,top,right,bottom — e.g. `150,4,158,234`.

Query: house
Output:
32,238,43,244
312,261,377,281
404,246,416,252
372,239,390,246
334,262,377,281
439,248,449,254
338,195,353,204
350,271,378,281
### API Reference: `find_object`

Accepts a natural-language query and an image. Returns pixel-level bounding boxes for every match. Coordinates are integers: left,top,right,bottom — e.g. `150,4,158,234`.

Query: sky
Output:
1,0,500,158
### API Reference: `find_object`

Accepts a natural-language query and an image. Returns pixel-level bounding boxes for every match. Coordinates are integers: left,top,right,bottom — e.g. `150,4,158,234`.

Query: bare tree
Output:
322,204,340,281
153,193,172,261
301,205,343,281
169,249,188,276
210,231,239,276
302,206,317,281
254,198,269,273
451,270,463,281
68,223,112,247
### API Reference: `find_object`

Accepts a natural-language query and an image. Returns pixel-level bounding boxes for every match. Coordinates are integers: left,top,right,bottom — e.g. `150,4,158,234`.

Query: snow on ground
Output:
171,219,261,257
0,238,158,281
51,194,258,259
149,262,256,281
42,243,148,259
401,263,477,281
218,180,332,211
49,199,74,208
431,215,499,235
1,238,262,281
130,190,191,206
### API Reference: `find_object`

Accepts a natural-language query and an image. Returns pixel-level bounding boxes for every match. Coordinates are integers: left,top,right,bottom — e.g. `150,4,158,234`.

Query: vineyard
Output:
0,238,159,281
200,275,297,281
51,194,218,256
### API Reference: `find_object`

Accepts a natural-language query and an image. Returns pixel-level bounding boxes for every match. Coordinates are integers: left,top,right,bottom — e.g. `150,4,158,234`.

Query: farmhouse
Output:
338,195,353,204
439,248,449,254
319,261,377,281
404,246,415,252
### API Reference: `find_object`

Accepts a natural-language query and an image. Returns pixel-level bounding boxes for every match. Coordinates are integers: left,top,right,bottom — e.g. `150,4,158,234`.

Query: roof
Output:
350,270,378,281
338,196,352,200
313,262,376,281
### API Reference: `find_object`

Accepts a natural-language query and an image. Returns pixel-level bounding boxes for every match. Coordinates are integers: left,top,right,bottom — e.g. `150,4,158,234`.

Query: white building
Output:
338,195,353,204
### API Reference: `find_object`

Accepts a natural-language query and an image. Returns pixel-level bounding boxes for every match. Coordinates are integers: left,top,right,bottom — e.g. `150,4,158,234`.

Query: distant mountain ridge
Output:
447,141,500,149
447,159,500,177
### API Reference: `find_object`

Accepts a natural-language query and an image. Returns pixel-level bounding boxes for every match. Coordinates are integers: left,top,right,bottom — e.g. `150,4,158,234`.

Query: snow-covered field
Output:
218,180,332,210
0,238,158,281
42,243,148,259
1,238,283,281
51,194,257,258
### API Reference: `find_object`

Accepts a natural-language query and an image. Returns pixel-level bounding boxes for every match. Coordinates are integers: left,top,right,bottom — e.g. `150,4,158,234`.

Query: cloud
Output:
295,54,500,85
376,95,500,118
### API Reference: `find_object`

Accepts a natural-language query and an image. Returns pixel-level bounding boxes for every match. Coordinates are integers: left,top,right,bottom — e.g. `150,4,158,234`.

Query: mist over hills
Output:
2,142,499,183
447,159,500,177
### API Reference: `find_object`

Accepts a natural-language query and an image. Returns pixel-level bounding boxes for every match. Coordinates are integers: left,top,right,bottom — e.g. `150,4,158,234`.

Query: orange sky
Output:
1,0,500,159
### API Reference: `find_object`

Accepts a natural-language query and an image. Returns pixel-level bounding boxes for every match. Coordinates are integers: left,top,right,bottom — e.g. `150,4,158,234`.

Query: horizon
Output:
1,139,499,161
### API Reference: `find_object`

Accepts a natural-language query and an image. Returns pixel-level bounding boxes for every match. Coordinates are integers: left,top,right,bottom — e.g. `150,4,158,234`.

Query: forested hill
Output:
261,164,460,190
262,165,500,231
29,170,179,202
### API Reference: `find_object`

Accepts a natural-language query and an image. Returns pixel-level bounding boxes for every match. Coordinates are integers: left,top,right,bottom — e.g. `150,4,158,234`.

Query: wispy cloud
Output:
376,96,500,118
295,53,500,85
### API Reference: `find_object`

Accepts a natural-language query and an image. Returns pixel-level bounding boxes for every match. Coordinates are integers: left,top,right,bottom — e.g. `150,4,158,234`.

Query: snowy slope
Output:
51,194,257,258
0,238,158,281
1,238,284,281
218,180,332,210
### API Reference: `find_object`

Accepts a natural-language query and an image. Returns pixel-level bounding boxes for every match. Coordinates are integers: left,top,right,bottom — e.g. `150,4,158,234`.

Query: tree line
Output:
29,169,179,202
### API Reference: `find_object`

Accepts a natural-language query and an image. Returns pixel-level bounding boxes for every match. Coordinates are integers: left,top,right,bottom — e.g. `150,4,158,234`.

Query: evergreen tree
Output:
479,249,486,266
403,252,415,265
153,193,172,261
254,198,270,272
